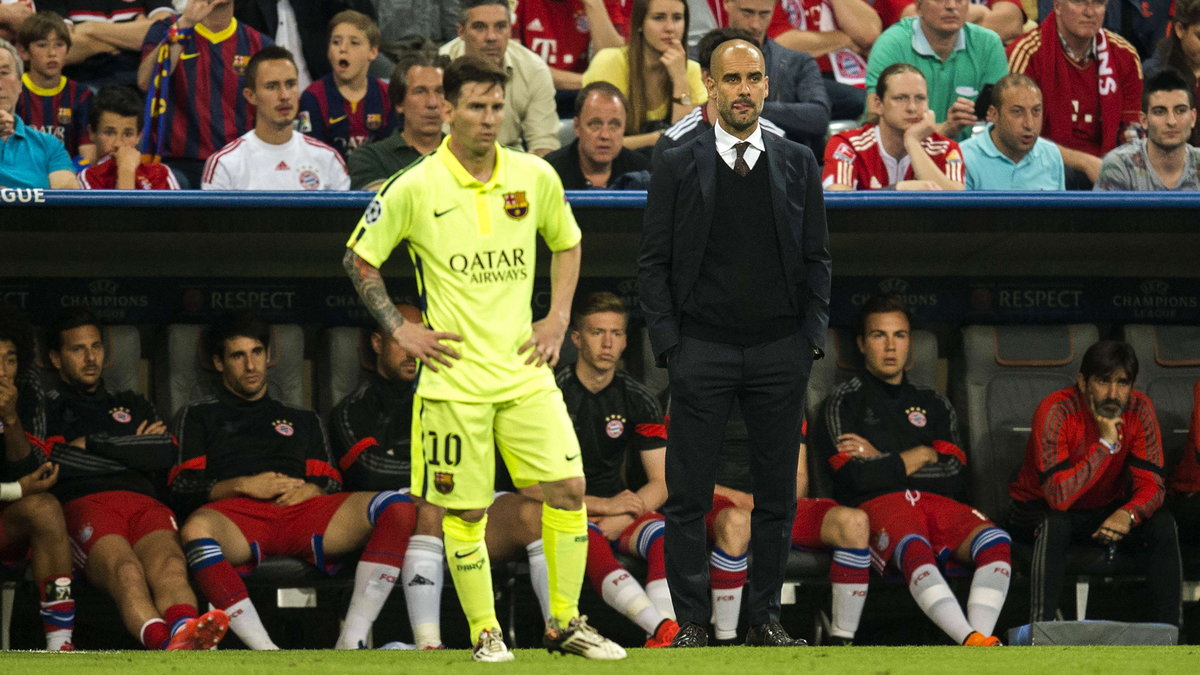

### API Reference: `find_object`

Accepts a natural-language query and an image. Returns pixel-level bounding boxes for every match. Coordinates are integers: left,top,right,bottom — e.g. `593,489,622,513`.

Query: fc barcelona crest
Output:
57,107,72,125
503,191,529,219
434,472,455,494
366,113,382,130
232,54,250,76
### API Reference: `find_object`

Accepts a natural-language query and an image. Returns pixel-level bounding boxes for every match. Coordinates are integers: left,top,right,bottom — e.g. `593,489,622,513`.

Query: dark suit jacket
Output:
638,127,832,366
761,38,831,151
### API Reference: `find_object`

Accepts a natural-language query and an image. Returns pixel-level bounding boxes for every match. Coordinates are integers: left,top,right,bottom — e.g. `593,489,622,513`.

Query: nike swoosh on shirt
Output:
434,206,458,218
328,115,348,125
180,52,200,60
454,547,480,559
565,454,579,462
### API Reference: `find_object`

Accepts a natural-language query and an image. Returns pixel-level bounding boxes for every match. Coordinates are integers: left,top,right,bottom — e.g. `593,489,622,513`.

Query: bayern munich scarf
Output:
1033,10,1122,151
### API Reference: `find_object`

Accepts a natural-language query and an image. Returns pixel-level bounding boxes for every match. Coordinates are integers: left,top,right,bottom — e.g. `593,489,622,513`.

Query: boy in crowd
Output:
78,85,180,189
15,11,93,165
299,10,393,159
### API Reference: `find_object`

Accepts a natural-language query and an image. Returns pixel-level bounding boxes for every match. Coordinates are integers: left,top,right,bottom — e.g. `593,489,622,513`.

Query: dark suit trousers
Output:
664,331,812,626
1019,504,1182,626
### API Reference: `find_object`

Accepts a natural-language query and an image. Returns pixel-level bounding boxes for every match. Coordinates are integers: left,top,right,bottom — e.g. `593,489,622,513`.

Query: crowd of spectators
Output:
3,0,1200,193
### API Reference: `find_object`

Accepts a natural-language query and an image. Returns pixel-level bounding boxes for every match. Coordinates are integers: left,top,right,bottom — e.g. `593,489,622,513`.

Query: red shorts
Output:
705,493,740,541
200,492,353,574
64,491,178,568
861,491,992,573
705,494,839,549
790,498,838,549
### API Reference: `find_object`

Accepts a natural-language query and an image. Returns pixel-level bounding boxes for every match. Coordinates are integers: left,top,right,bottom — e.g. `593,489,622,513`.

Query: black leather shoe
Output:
669,622,709,648
744,622,807,647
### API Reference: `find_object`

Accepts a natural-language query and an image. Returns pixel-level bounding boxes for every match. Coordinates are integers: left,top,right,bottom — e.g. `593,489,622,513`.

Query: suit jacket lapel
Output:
763,133,796,252
693,132,717,245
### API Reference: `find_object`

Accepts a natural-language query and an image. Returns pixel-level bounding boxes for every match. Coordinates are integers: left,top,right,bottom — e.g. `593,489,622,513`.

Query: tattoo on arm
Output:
342,248,405,335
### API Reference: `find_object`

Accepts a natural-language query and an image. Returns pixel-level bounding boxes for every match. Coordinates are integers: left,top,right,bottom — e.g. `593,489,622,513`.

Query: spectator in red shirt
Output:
767,0,879,119
822,63,965,190
1009,340,1182,628
78,85,180,189
514,0,628,91
1007,0,1142,188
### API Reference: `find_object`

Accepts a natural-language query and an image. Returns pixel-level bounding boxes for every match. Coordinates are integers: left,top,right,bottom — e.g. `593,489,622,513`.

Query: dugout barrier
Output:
4,190,1200,328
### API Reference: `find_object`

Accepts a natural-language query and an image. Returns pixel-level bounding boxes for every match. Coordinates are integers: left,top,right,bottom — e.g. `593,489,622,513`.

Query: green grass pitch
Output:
3,646,1199,674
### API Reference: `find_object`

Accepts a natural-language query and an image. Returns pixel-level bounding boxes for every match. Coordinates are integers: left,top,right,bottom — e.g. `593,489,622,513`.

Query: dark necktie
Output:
733,141,750,177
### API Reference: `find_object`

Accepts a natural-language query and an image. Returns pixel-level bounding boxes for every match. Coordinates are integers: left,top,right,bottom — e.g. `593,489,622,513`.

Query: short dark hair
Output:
389,42,449,108
1142,68,1195,111
89,85,144,132
858,294,911,336
47,307,101,353
443,55,507,105
572,291,628,330
458,0,510,25
696,27,755,72
0,303,34,377
1080,340,1139,383
16,11,71,50
990,73,1041,110
206,310,271,361
574,81,628,118
244,45,296,91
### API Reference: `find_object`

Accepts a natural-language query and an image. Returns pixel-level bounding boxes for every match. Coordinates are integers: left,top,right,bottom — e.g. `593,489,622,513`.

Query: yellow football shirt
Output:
347,136,582,402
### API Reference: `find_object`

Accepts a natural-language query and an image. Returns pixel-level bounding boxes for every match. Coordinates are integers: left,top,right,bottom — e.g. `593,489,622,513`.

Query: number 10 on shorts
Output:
425,431,463,467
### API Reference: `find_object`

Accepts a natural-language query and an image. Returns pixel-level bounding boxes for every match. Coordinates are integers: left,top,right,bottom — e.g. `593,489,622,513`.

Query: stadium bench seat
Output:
1120,325,1200,469
155,323,307,421
317,326,371,418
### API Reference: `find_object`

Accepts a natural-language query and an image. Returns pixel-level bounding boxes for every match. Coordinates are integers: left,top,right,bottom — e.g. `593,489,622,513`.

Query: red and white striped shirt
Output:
821,124,965,190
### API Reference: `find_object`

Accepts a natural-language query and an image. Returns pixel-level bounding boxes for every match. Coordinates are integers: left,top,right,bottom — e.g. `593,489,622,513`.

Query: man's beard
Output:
1095,397,1125,419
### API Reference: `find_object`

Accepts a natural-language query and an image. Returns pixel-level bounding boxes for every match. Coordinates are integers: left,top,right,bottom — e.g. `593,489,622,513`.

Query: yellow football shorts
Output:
410,387,583,510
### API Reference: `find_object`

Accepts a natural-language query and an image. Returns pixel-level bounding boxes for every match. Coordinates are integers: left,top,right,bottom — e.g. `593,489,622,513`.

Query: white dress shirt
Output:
713,119,765,172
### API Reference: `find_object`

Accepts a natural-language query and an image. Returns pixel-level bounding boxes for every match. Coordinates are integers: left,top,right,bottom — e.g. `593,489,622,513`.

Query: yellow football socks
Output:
541,503,588,626
442,513,497,640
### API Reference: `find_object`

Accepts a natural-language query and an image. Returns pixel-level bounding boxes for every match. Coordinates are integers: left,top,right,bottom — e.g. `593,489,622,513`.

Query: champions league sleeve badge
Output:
364,197,383,225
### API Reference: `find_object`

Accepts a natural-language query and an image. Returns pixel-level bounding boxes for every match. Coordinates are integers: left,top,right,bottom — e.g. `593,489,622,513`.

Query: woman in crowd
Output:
581,0,706,150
